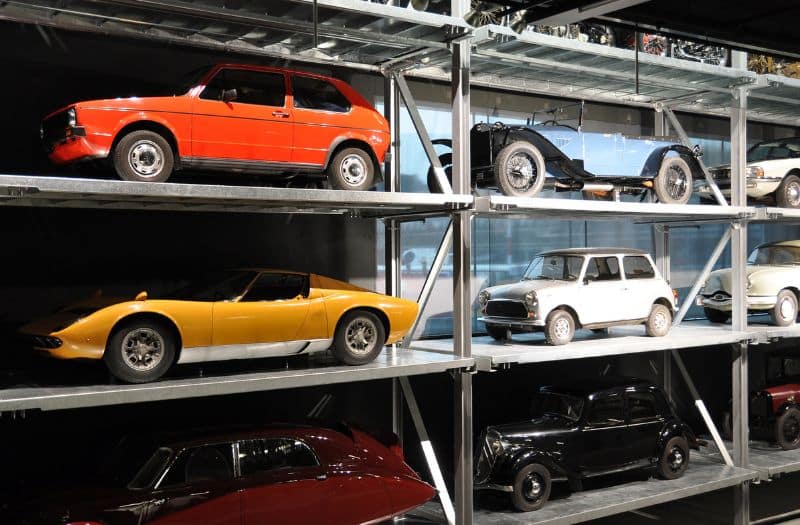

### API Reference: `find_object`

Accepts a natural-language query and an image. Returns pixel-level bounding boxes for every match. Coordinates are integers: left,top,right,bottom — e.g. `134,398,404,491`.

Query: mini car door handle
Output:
152,498,166,506
316,473,328,481
272,110,290,118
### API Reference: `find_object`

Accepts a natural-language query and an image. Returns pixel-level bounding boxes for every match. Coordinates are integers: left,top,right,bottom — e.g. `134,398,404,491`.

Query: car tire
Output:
544,309,575,345
654,156,693,205
770,289,798,327
333,309,386,365
705,307,731,324
657,436,690,479
494,142,546,198
511,463,551,512
776,407,800,450
486,324,509,341
645,303,672,337
427,153,453,193
104,319,176,383
113,130,174,183
327,147,375,191
775,174,800,209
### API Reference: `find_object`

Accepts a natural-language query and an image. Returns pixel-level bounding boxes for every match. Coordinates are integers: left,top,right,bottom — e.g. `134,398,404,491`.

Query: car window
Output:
623,256,656,279
292,75,351,112
627,391,661,422
239,438,318,476
200,68,286,107
159,444,234,488
242,273,308,301
584,257,621,282
586,393,624,427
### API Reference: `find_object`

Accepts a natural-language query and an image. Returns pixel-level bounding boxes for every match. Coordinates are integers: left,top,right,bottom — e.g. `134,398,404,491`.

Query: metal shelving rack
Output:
0,1,799,525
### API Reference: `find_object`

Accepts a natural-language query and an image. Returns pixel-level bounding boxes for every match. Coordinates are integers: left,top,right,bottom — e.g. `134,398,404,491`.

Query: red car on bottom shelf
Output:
5,423,434,525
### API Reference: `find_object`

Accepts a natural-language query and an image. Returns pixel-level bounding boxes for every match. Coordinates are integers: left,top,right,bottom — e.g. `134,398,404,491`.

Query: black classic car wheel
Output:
657,436,690,479
545,309,575,345
105,319,176,383
426,153,453,193
645,303,672,337
328,147,375,191
333,309,386,365
486,324,509,341
654,156,693,205
704,307,731,324
511,463,551,512
776,174,800,209
776,407,800,450
113,130,174,183
771,289,798,327
494,142,546,198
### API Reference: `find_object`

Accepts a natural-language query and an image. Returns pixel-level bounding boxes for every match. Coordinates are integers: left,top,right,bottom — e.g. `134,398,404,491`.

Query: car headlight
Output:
67,107,77,127
524,291,537,308
747,166,764,178
486,430,505,455
478,290,490,307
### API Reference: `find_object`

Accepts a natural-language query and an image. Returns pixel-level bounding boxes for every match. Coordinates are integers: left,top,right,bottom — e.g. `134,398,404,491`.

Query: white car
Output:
478,248,677,345
698,137,800,208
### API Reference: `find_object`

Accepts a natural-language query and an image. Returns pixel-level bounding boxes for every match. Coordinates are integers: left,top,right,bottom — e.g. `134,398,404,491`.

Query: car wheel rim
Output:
340,154,368,186
667,445,685,472
121,328,165,372
787,181,800,207
345,317,378,356
653,310,669,331
665,165,688,200
779,297,796,320
128,140,165,178
783,416,800,444
505,153,538,192
523,472,544,502
554,317,570,339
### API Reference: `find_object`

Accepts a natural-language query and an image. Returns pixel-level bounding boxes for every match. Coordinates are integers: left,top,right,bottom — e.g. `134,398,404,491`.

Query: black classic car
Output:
475,377,699,512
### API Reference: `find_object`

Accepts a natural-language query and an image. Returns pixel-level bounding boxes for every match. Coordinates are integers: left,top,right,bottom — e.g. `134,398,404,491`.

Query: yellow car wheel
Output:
105,319,176,383
333,310,386,365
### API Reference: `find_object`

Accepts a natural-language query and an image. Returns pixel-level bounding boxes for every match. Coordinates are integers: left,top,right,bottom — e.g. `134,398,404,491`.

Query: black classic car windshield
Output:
523,255,584,281
748,245,800,265
747,139,800,162
532,392,584,422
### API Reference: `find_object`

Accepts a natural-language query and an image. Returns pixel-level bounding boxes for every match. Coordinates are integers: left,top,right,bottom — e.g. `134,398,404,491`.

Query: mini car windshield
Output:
748,245,800,265
767,356,800,383
164,270,259,301
96,437,171,489
747,139,800,162
173,65,213,95
522,255,584,281
532,392,584,422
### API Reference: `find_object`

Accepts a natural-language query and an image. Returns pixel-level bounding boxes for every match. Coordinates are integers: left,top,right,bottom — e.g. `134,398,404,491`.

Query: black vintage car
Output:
475,377,699,512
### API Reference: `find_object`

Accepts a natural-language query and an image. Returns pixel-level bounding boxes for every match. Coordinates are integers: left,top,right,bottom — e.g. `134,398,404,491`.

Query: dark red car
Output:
6,424,434,524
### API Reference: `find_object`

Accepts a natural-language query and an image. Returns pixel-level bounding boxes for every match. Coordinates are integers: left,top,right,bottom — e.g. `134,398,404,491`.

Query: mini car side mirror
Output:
222,88,237,103
135,291,148,301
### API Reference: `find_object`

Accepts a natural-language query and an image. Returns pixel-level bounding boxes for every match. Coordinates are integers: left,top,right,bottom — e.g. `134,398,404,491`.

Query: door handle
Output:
152,498,166,506
272,111,290,118
315,473,328,481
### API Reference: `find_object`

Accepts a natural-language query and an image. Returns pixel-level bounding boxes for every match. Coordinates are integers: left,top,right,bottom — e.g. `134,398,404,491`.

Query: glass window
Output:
623,256,656,279
239,438,318,475
200,68,286,107
628,391,660,422
785,358,800,378
242,273,308,301
292,75,351,112
584,256,621,282
531,392,584,422
522,255,584,281
160,444,234,487
165,271,258,302
748,244,800,265
586,394,625,427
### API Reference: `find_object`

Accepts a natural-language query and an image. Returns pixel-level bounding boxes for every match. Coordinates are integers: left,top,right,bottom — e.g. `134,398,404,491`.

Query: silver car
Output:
478,248,677,345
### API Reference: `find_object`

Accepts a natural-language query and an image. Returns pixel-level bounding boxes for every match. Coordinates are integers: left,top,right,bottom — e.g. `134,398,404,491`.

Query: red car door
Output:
191,67,293,165
290,74,353,166
326,468,393,524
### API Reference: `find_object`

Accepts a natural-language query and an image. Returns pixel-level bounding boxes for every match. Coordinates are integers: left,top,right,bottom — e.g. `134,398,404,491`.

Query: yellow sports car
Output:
20,270,419,383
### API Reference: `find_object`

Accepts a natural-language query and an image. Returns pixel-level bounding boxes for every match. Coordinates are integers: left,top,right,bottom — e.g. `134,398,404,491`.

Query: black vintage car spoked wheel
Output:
511,463,551,512
654,156,693,205
776,407,800,450
494,142,546,198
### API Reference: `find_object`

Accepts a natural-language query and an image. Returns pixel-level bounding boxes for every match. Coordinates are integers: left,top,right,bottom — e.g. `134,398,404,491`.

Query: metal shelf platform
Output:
748,323,800,345
414,321,748,372
472,455,756,525
752,206,800,223
748,442,800,481
474,195,749,223
0,175,472,216
0,348,473,413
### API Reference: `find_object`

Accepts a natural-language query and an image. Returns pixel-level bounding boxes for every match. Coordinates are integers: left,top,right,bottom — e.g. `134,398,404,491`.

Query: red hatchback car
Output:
41,64,390,190
6,424,435,525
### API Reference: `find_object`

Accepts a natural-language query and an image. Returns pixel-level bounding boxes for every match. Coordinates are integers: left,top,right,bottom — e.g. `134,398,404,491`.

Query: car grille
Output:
711,169,731,189
485,300,528,319
19,334,62,349
474,431,493,484
41,109,71,147
706,291,731,302
750,392,771,419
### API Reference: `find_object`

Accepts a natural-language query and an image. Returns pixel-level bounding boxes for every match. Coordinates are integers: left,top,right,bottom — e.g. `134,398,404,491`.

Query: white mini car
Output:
698,137,800,208
478,248,677,345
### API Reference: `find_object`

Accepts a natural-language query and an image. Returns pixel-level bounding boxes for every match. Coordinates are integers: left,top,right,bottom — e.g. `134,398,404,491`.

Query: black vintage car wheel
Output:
485,324,509,341
657,436,690,479
494,142,546,198
771,289,798,327
645,303,672,337
426,153,453,193
113,130,174,183
333,309,386,365
776,174,800,209
545,309,575,346
654,156,693,205
105,319,176,383
705,307,731,324
511,463,551,512
776,407,800,450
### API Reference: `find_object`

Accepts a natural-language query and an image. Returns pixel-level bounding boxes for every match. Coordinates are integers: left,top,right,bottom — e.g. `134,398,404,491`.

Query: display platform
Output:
414,320,748,371
0,348,473,413
696,438,800,482
747,320,800,344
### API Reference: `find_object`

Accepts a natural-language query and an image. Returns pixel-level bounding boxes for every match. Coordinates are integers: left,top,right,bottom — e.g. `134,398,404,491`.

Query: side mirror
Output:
135,291,148,301
222,88,237,103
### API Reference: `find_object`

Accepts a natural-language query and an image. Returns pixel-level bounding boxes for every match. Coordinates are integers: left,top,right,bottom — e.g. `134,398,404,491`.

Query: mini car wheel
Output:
776,407,800,450
333,309,386,365
545,309,575,345
511,463,551,512
657,436,690,479
645,303,672,337
486,324,509,341
704,307,731,324
771,289,798,327
426,153,453,193
654,156,693,205
105,319,176,383
113,130,174,183
494,142,546,198
776,174,800,209
327,147,375,191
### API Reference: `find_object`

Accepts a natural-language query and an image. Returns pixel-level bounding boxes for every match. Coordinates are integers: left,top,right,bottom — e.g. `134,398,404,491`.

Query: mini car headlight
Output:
486,430,504,455
478,290,490,307
524,291,537,308
747,166,764,178
67,107,77,127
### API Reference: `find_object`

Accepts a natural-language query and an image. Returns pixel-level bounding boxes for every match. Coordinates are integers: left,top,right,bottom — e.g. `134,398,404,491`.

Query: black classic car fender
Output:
656,421,700,456
491,447,569,485
642,145,704,180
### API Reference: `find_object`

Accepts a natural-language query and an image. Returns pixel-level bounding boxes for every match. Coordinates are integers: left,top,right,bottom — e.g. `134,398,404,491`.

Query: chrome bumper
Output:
478,316,544,328
698,294,777,311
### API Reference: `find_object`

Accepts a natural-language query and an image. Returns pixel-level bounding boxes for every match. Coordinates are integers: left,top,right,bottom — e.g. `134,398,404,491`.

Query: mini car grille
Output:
486,300,528,319
750,392,771,419
711,169,731,189
41,110,70,146
474,431,493,484
704,291,730,302
20,334,62,349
